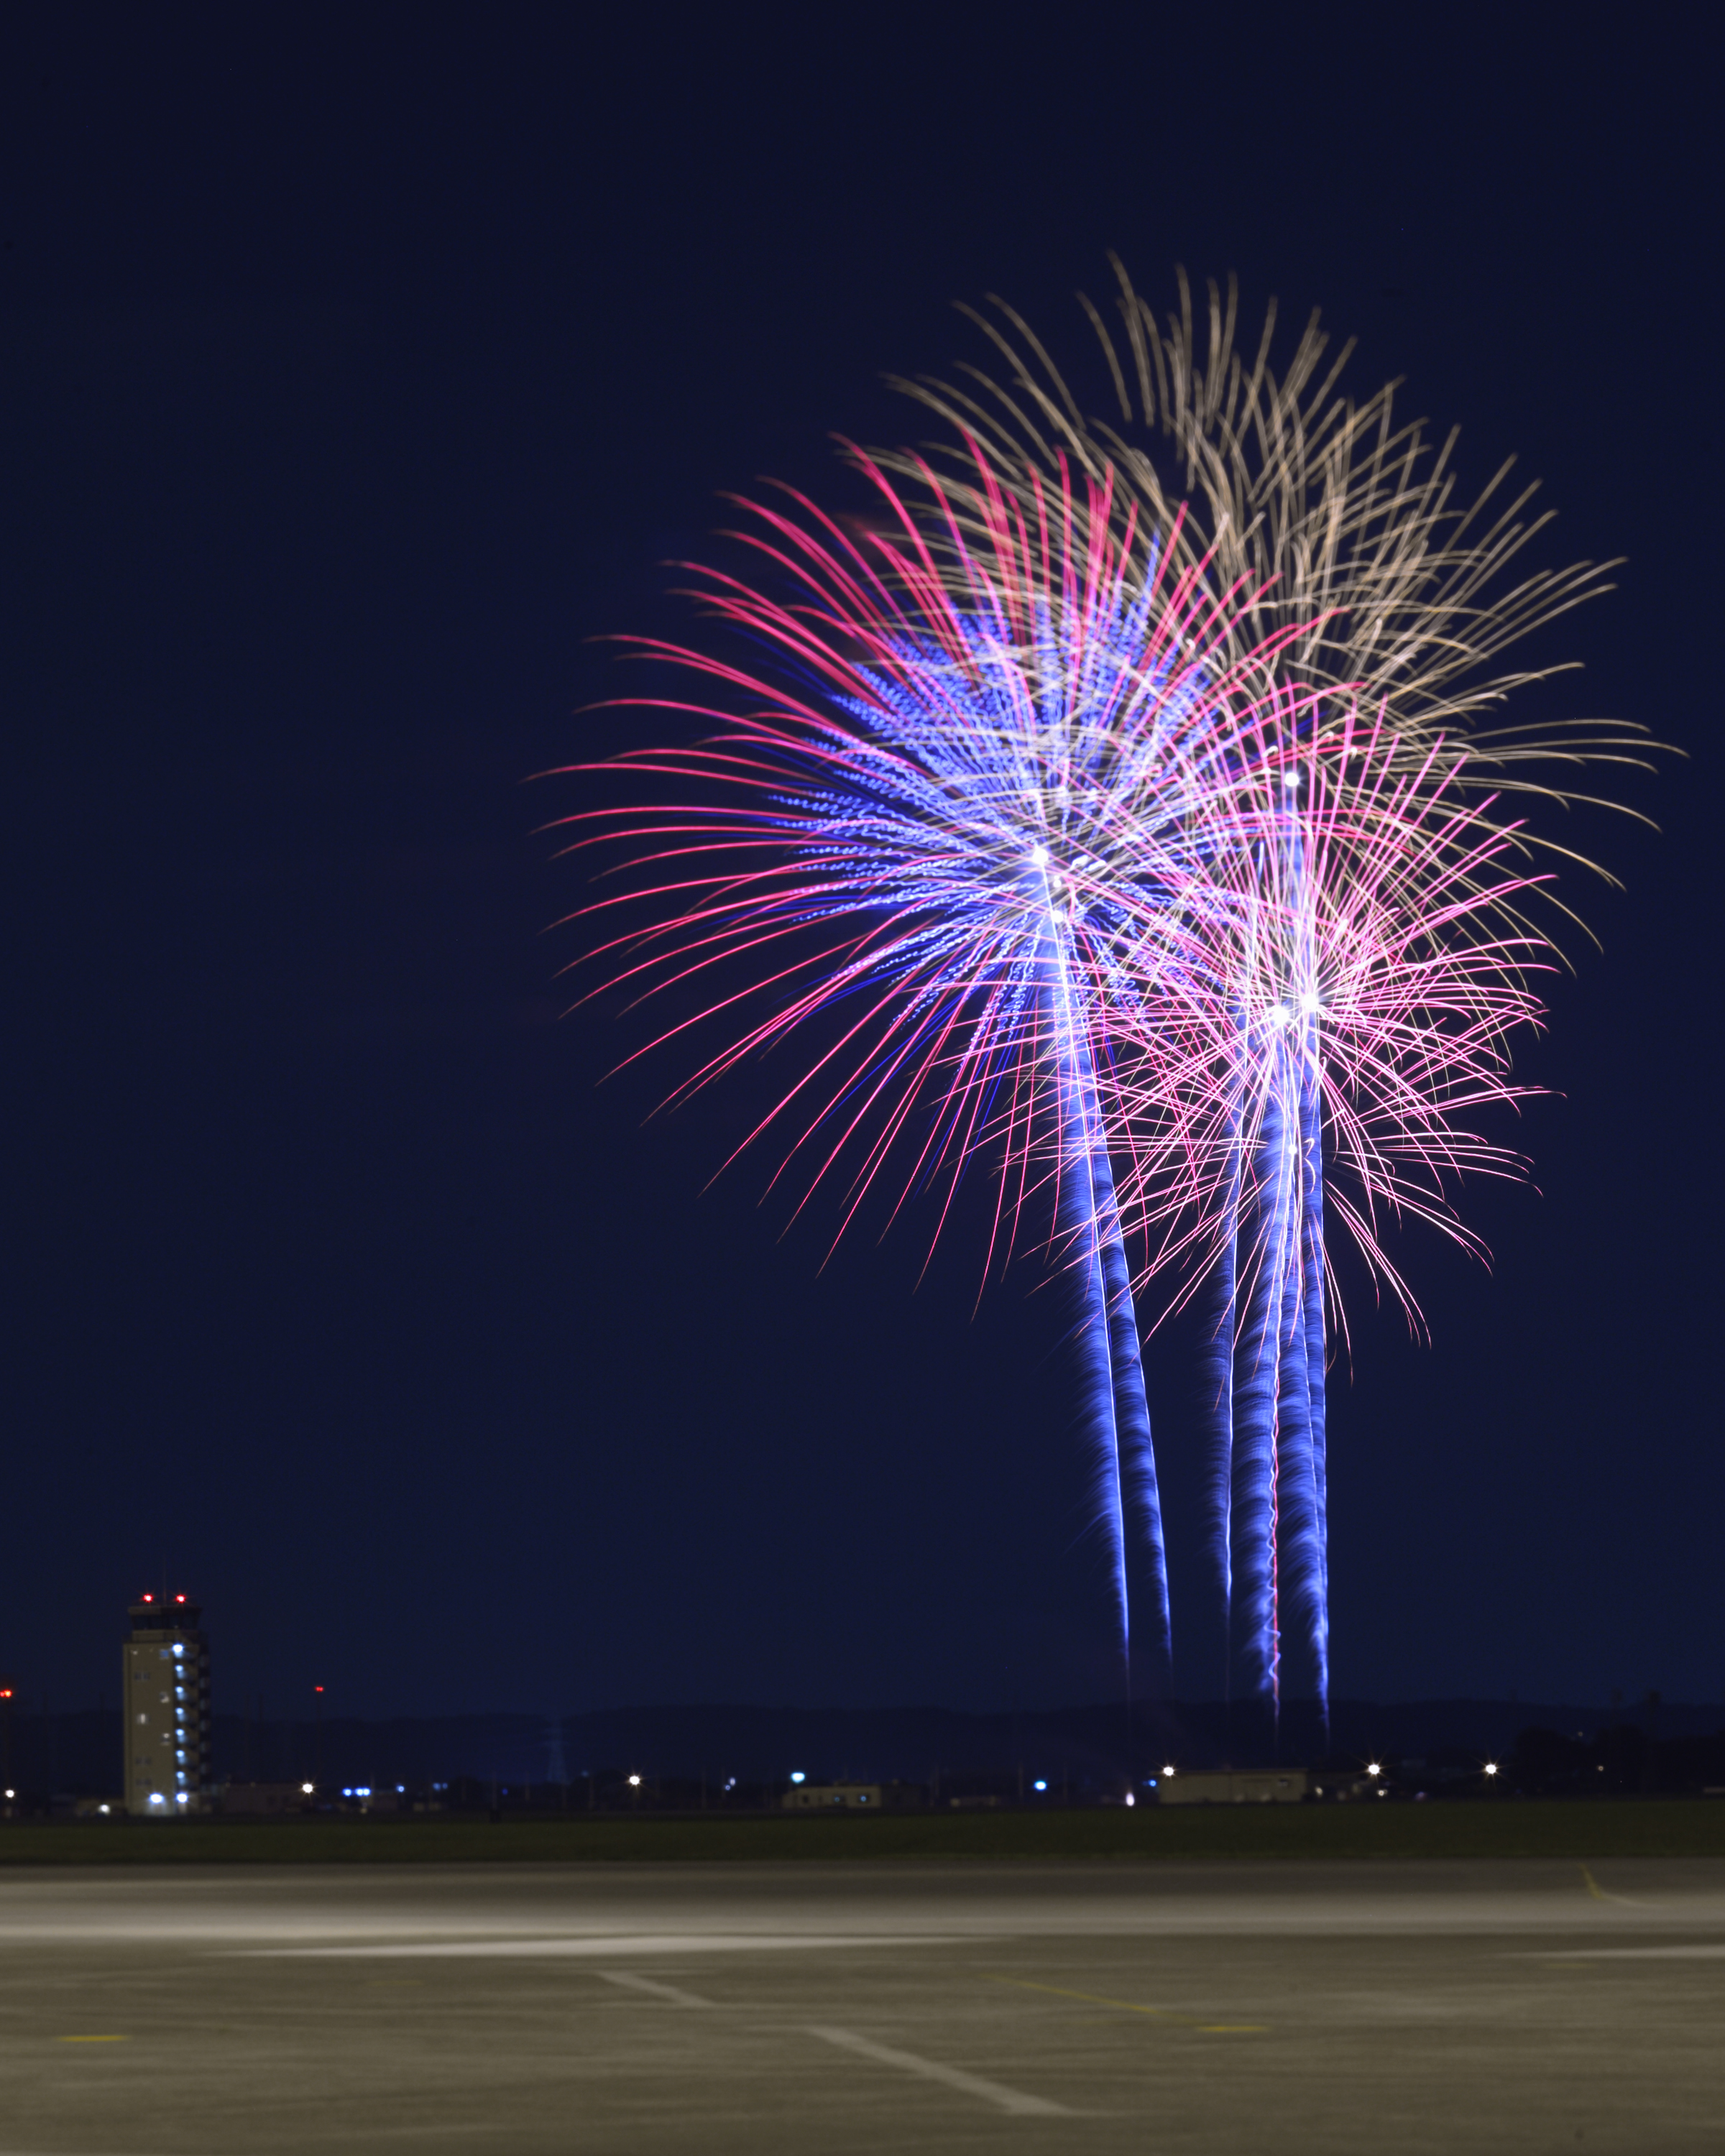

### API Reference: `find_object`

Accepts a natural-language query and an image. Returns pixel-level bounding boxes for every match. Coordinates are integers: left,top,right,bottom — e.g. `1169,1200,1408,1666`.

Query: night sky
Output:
7,13,1718,1723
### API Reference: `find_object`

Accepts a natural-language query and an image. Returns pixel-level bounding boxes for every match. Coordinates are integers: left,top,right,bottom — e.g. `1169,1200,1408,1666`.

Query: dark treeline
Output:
3,1697,1721,1802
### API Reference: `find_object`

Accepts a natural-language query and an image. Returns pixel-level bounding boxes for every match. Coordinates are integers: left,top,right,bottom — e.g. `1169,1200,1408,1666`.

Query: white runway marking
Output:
231,1931,955,1960
594,1969,717,2007
804,2023,1072,2116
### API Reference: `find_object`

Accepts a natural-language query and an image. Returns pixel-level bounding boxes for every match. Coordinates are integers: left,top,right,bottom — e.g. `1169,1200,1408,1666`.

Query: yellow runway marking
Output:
58,2035,129,2042
987,1976,1266,2032
1580,1865,1644,1907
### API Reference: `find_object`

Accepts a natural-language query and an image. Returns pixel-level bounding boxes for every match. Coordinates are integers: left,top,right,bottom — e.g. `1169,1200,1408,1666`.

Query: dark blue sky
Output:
6,10,1718,1719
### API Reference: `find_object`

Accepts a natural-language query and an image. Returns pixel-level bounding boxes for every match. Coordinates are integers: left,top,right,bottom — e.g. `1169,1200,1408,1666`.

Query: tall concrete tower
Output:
123,1595,211,1816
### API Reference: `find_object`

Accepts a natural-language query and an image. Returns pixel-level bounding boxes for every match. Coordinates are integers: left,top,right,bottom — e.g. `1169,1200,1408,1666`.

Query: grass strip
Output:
1,1802,1721,1865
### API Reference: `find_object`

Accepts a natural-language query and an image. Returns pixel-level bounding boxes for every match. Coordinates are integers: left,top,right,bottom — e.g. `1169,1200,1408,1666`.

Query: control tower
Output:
123,1594,211,1816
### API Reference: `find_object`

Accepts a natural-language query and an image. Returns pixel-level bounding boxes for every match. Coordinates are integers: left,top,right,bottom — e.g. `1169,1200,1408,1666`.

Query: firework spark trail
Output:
1297,963,1330,1716
554,445,1305,1672
1243,783,1327,1722
1037,853,1166,1669
1230,1015,1290,1707
1267,798,1325,1721
1199,1024,1240,1687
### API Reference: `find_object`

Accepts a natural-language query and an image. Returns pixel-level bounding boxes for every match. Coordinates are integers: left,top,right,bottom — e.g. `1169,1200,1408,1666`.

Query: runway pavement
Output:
1,1857,1722,2152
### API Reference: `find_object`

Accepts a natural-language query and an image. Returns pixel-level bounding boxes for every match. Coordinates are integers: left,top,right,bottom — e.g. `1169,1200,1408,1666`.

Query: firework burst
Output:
561,282,1640,1723
554,439,1317,1675
865,267,1646,1726
1105,707,1553,1707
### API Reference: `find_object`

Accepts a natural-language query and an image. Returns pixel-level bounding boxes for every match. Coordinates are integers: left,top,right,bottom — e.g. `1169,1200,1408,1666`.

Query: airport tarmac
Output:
1,1857,1721,2153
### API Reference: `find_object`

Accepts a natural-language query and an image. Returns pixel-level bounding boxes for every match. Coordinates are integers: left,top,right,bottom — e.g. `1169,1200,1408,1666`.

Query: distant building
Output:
123,1595,211,1816
781,1781,883,1810
220,1782,310,1816
1308,1772,1381,1801
1156,1769,1308,1805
